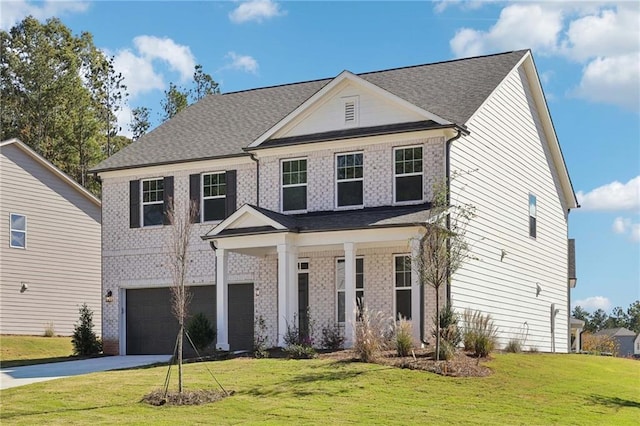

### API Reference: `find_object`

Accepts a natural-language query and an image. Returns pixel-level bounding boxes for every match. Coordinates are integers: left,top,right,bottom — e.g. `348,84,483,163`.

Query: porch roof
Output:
203,203,433,239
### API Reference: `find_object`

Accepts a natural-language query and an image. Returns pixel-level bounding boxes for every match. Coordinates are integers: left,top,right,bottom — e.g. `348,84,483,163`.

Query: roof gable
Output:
1,138,101,206
204,204,289,238
249,71,449,147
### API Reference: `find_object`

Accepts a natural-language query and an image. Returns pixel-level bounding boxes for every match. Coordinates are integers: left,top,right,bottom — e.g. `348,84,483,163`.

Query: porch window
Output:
10,213,26,249
202,172,226,221
282,158,307,212
141,178,164,226
394,255,411,320
336,258,364,323
394,146,423,203
529,194,537,238
336,152,363,208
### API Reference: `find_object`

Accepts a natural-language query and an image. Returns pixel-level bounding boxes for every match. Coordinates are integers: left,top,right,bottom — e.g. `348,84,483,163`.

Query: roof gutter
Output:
419,126,466,347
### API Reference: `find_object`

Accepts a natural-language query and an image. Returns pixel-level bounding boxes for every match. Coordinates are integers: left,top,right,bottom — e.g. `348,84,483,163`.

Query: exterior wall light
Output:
105,290,113,303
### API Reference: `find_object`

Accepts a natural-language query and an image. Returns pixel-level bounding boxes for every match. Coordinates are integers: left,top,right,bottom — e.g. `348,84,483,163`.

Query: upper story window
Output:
202,172,226,221
529,194,537,238
282,159,307,212
394,146,423,203
336,152,364,208
10,213,26,249
394,255,412,320
336,257,364,323
343,96,359,126
142,178,164,227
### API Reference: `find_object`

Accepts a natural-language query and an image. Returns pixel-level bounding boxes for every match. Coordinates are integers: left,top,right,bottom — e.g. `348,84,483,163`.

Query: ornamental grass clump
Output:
462,308,498,358
395,316,413,357
354,307,391,363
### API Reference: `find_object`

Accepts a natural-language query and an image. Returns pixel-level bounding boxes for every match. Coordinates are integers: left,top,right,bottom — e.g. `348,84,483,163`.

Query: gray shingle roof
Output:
92,50,528,172
209,203,433,238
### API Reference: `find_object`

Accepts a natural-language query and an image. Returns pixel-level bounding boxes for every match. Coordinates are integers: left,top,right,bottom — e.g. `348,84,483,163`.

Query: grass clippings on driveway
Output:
1,352,638,425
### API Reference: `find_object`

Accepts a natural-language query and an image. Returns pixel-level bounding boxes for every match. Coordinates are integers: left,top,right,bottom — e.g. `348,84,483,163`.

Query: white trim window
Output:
141,178,164,227
282,158,307,212
336,257,364,323
394,146,423,203
336,152,364,208
202,172,226,221
529,193,537,238
394,255,412,320
9,213,26,249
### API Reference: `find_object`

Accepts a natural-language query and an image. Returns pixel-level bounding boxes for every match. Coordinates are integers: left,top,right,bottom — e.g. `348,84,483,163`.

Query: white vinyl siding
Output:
0,144,101,336
449,65,569,352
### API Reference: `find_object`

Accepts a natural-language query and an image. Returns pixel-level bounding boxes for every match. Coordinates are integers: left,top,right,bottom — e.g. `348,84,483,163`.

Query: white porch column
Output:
277,242,297,346
344,242,356,347
575,327,582,352
410,238,422,345
216,248,229,351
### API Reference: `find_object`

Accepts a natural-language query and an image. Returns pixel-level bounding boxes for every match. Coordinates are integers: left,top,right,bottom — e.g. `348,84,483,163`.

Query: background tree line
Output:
1,16,218,196
572,300,640,334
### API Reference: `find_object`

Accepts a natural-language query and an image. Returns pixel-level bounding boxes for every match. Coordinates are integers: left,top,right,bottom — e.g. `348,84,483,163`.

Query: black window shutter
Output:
189,174,201,223
129,180,140,228
163,176,174,225
225,170,237,218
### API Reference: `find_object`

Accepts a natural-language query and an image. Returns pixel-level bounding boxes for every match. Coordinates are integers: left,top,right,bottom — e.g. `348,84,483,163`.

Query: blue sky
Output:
2,0,638,313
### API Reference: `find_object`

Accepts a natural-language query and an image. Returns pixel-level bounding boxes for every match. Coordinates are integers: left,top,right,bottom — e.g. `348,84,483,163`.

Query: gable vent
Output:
345,101,356,123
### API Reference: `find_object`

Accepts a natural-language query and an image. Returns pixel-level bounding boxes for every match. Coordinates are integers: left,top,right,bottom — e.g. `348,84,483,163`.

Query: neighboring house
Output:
570,317,585,352
0,139,101,336
634,334,640,357
593,328,636,357
92,50,578,356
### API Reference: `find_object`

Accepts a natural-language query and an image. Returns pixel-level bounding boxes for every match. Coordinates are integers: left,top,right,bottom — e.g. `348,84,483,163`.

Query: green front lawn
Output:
0,335,74,368
1,353,638,425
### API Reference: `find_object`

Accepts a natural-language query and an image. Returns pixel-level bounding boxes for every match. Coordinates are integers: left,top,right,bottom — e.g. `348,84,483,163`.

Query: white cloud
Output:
133,36,196,82
225,52,259,74
0,0,89,30
572,53,640,110
229,0,285,24
447,2,640,111
612,217,640,242
576,176,640,211
115,104,134,139
572,296,611,311
112,49,164,98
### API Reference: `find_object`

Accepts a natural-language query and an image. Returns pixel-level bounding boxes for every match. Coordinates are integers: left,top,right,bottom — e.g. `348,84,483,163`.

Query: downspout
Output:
249,153,260,207
420,127,465,346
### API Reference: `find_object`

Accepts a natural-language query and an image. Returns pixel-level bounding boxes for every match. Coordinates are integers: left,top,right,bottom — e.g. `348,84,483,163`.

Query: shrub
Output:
438,340,456,361
504,338,522,353
72,303,102,356
320,322,345,350
462,308,498,358
283,311,316,359
395,316,413,357
285,344,317,359
433,303,462,347
186,313,216,352
582,333,619,356
253,315,270,358
354,307,391,363
44,322,55,337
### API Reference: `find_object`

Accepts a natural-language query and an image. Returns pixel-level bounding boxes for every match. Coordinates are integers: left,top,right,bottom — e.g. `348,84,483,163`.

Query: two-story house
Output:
92,50,578,355
1,138,102,336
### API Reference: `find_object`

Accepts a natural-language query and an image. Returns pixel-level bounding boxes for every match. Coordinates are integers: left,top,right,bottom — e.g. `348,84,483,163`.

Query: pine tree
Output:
72,303,102,355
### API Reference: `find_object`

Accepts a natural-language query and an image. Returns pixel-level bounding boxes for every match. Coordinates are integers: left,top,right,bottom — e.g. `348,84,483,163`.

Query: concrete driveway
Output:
0,355,171,390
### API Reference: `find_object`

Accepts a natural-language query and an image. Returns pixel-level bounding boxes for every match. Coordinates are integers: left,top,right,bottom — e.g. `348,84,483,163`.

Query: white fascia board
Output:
1,138,101,207
248,71,451,148
204,204,287,237
97,155,254,180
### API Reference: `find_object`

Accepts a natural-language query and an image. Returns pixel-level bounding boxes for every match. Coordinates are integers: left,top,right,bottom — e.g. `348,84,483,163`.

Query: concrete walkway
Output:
0,355,171,390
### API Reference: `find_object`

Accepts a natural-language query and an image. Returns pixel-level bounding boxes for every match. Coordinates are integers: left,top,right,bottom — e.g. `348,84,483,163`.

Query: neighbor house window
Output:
336,152,363,208
142,178,164,227
529,194,537,238
282,159,307,212
10,213,26,249
394,146,423,203
202,172,226,221
394,255,412,320
336,258,364,323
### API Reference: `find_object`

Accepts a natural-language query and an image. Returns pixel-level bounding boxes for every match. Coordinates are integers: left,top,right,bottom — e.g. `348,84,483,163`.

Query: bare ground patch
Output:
142,389,233,406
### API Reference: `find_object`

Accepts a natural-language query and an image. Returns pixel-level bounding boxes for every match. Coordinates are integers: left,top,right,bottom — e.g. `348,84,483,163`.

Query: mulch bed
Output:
319,348,493,377
142,389,233,406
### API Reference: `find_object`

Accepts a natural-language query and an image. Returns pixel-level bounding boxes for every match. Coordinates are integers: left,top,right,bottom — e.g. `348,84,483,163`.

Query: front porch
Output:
203,204,436,350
